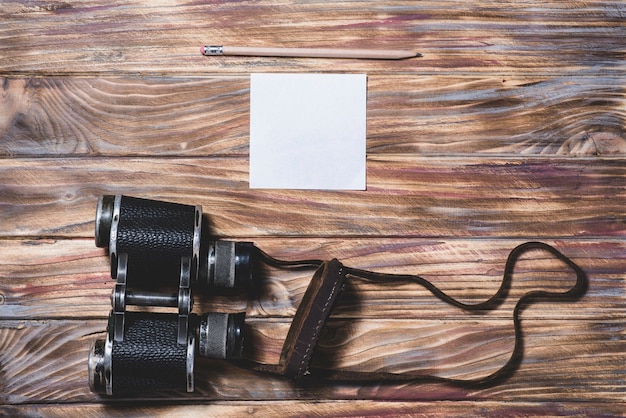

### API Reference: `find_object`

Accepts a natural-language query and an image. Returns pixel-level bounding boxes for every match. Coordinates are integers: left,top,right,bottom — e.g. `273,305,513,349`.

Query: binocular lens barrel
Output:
89,312,194,395
96,195,202,282
89,312,245,395
96,195,254,290
91,195,251,395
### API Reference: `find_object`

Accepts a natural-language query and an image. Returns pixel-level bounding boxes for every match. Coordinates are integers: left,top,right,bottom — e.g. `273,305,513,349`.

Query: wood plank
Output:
1,1,624,75
0,319,622,403
2,76,624,157
0,77,251,156
0,157,623,238
0,238,622,320
2,400,625,417
2,0,623,414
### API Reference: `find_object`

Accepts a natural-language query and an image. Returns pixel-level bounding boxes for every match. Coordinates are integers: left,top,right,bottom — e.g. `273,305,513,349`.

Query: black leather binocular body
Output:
95,194,254,290
89,310,245,395
89,195,249,395
87,195,588,396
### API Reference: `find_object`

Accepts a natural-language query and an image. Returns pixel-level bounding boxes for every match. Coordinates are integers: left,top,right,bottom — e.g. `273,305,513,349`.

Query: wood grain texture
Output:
0,0,623,414
0,319,623,403
2,76,624,157
0,157,623,238
1,0,624,75
1,238,622,406
0,77,251,156
3,401,626,418
1,238,623,320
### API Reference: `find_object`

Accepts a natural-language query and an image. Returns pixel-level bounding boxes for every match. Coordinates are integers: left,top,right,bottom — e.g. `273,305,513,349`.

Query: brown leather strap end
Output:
278,259,346,378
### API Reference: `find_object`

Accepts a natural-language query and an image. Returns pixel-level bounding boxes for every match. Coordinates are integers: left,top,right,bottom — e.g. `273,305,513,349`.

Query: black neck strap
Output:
248,242,587,387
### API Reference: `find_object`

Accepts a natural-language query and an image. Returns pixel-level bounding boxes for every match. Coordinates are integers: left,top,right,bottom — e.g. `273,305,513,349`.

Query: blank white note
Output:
249,73,367,190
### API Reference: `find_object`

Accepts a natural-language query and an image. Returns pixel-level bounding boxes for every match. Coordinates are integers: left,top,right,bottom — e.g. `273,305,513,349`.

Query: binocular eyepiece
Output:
89,195,252,395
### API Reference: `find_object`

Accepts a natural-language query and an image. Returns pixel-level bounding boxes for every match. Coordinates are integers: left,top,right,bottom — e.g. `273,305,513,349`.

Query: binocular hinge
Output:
110,253,193,345
111,253,128,342
177,257,192,345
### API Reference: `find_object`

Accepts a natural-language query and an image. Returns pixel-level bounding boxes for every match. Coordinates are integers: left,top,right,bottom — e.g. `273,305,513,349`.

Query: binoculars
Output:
88,195,255,395
86,195,587,395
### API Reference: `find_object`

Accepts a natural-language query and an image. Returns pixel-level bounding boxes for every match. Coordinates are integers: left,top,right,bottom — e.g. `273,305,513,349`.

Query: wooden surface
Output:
1,0,624,416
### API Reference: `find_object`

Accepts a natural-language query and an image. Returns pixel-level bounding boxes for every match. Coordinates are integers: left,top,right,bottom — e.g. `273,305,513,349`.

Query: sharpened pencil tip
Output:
414,52,423,58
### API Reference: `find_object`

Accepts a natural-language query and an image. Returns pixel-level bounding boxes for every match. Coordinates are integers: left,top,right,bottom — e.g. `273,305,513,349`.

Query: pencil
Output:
201,45,421,60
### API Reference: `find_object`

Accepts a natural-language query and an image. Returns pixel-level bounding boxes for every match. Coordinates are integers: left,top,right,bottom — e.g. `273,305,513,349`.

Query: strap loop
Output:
279,259,346,378
249,242,587,386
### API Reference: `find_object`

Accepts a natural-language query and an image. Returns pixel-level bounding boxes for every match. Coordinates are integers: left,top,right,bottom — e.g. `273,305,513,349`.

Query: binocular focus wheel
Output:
198,312,245,360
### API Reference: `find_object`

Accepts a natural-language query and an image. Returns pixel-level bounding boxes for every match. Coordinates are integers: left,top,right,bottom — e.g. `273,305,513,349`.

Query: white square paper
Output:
250,73,367,190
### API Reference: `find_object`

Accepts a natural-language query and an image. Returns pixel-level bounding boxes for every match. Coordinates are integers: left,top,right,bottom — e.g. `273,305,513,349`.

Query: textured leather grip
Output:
279,259,345,378
115,196,198,283
111,312,193,394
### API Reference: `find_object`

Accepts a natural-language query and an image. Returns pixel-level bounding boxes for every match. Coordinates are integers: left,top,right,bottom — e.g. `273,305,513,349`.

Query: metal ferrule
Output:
203,45,223,55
